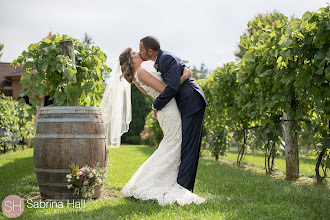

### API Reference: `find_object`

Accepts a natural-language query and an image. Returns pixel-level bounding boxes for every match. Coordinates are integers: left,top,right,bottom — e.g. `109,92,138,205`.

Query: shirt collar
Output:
155,49,163,65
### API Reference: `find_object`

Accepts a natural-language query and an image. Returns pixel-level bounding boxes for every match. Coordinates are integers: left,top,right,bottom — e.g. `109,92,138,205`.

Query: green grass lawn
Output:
1,145,329,220
221,147,321,177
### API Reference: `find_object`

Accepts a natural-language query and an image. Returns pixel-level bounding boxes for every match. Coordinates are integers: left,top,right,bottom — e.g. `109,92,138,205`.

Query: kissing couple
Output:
100,35,208,206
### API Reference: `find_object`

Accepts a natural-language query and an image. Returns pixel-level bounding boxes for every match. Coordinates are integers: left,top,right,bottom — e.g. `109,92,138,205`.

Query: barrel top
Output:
40,106,100,114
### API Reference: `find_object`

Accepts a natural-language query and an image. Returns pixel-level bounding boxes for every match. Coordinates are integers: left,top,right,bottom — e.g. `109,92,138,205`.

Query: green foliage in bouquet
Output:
66,162,105,199
11,34,111,115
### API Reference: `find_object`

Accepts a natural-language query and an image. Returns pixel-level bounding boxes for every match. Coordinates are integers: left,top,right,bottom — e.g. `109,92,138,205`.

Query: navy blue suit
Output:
153,50,208,191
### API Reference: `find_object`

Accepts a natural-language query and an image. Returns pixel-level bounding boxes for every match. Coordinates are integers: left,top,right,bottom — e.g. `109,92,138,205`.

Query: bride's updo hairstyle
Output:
119,47,134,83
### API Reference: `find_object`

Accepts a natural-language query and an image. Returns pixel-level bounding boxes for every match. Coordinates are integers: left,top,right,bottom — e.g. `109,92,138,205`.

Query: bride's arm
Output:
137,68,192,93
137,69,165,93
180,67,193,84
132,79,148,95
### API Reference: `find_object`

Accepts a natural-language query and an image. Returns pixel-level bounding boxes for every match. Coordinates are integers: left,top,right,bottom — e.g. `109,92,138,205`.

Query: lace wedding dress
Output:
120,71,206,206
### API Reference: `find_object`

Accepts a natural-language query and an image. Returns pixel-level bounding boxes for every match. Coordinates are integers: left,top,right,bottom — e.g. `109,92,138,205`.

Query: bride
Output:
100,47,206,206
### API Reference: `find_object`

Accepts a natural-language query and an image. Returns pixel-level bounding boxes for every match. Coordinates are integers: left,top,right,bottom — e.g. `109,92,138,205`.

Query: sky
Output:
0,0,327,73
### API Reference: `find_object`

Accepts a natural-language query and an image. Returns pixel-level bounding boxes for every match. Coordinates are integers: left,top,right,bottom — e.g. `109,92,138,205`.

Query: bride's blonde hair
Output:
119,47,134,83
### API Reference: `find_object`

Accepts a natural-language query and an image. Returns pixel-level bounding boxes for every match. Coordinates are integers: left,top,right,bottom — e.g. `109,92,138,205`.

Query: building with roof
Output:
0,32,53,105
0,62,25,100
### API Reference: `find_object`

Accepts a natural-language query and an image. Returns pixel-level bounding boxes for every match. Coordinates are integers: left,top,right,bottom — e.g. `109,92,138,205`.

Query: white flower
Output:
66,174,72,179
97,178,102,184
88,173,94,178
67,184,72,189
83,180,89,185
76,176,80,180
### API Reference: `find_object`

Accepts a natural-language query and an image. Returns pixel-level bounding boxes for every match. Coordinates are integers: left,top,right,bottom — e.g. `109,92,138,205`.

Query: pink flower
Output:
79,169,84,178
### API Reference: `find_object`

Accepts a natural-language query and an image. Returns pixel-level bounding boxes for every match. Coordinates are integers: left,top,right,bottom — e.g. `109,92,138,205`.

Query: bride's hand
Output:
183,67,193,80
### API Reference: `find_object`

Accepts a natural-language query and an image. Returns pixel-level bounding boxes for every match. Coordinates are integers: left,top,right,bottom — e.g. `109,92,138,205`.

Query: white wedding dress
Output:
120,71,206,206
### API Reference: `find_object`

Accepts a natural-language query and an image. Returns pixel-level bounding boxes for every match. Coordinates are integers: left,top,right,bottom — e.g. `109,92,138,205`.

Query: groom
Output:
139,35,208,192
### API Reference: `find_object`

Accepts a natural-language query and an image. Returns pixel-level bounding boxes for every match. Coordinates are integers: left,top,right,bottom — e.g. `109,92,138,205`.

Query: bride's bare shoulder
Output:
137,68,149,74
136,69,150,79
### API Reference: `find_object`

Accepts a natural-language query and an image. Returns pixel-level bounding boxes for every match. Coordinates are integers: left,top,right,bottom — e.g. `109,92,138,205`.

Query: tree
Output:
0,43,3,60
122,84,153,144
203,6,330,180
184,60,211,79
234,10,280,60
299,7,330,182
140,110,163,147
83,33,94,46
238,12,302,180
0,93,34,153
11,34,110,114
200,63,240,161
191,62,211,79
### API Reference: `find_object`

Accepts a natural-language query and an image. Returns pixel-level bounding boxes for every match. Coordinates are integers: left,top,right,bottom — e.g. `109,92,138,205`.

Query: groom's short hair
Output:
140,36,160,52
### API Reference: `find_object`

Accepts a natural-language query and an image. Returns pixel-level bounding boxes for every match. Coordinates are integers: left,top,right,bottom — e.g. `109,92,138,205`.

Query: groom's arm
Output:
153,55,183,111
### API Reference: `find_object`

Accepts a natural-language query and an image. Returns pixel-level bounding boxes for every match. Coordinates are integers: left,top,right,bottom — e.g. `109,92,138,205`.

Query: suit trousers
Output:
177,107,205,192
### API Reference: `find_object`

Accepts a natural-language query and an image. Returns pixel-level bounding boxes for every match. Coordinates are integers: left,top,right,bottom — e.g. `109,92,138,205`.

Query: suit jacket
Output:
153,50,208,119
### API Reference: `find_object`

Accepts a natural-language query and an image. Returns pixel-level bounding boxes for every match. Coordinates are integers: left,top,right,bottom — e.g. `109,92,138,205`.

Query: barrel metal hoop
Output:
34,168,71,173
37,118,104,123
40,106,100,111
40,110,101,114
35,134,106,139
38,182,69,187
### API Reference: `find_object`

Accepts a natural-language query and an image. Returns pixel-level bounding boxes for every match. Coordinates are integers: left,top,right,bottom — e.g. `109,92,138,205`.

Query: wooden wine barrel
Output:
33,106,108,199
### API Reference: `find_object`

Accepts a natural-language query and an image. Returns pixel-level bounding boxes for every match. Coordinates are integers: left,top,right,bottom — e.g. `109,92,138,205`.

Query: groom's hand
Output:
152,104,158,119
153,110,158,119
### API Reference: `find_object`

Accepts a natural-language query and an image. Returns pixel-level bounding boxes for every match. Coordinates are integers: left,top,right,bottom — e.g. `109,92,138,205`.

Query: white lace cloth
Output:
120,71,206,206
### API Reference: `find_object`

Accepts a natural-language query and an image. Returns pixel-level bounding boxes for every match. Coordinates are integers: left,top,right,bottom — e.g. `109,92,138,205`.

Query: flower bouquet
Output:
66,162,106,199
